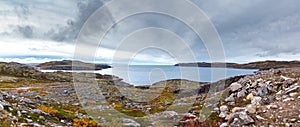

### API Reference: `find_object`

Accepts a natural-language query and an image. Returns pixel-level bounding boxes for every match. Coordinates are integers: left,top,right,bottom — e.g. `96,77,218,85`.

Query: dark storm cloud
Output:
14,25,34,38
49,0,113,42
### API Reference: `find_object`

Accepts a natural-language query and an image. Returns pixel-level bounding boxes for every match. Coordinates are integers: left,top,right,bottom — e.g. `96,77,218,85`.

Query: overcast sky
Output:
0,0,300,64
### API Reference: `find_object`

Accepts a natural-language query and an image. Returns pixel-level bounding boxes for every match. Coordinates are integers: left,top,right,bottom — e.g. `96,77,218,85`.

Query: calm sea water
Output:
91,65,256,86
42,65,257,86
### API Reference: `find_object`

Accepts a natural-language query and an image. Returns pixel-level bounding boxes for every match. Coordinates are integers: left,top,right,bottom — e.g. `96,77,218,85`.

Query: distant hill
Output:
36,60,111,70
175,60,300,70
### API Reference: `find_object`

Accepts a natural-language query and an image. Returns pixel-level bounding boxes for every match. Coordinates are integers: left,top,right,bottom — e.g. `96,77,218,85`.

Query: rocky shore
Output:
183,68,300,127
0,61,300,126
175,60,300,70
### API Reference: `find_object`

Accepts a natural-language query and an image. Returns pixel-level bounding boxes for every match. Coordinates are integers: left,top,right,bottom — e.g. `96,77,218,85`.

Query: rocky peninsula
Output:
175,60,300,70
36,60,111,70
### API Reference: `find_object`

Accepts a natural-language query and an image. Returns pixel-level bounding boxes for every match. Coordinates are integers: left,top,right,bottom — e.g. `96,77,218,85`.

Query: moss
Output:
73,118,98,127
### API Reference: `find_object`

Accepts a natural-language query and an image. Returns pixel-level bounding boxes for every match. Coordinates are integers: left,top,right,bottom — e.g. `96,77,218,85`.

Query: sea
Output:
41,65,257,86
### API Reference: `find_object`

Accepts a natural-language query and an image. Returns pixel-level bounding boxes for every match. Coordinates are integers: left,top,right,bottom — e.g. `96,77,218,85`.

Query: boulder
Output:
230,82,243,92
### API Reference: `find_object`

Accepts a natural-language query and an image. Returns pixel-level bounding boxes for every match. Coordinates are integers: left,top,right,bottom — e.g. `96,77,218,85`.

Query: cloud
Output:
0,0,300,64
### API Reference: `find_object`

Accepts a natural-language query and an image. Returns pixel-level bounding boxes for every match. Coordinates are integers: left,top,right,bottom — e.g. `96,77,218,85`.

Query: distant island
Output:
36,60,111,70
175,60,300,70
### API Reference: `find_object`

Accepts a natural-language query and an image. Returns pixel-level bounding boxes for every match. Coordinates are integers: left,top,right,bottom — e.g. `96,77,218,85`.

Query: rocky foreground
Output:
0,61,300,127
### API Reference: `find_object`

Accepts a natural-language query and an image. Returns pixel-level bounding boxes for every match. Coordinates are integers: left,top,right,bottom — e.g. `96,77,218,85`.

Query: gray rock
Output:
0,103,3,111
220,105,228,112
225,94,235,102
230,112,255,125
286,86,300,94
219,112,227,118
259,86,268,96
246,104,256,114
237,89,246,98
121,118,141,127
39,116,45,121
220,123,228,127
21,110,28,114
31,109,42,114
231,107,245,113
230,82,243,92
251,96,262,104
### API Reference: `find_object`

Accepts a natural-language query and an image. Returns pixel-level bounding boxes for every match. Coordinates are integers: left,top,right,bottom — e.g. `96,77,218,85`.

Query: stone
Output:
230,82,243,92
289,92,298,97
257,86,268,97
267,104,278,109
39,116,45,121
235,112,255,125
256,115,266,121
0,103,3,111
230,118,240,127
246,93,254,100
121,118,141,127
280,76,293,81
219,112,227,118
283,98,294,102
220,105,228,112
27,119,33,123
251,96,262,104
286,86,300,94
237,89,246,98
220,123,228,127
21,110,28,114
225,94,235,102
246,105,256,114
231,107,245,113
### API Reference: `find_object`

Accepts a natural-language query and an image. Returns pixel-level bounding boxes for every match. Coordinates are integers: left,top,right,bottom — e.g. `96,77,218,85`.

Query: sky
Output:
0,0,300,64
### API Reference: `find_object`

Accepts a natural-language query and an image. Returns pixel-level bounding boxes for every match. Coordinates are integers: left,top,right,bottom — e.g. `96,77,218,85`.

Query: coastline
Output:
0,61,299,126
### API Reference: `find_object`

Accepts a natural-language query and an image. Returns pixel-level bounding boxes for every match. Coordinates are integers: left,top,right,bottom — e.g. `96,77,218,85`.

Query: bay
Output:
43,65,257,86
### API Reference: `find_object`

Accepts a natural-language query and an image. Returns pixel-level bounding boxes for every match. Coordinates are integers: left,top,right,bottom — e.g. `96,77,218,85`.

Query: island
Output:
36,60,111,70
175,60,300,70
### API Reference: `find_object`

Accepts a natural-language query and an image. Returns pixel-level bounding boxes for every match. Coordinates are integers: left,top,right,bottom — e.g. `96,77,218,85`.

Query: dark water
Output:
97,65,257,86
